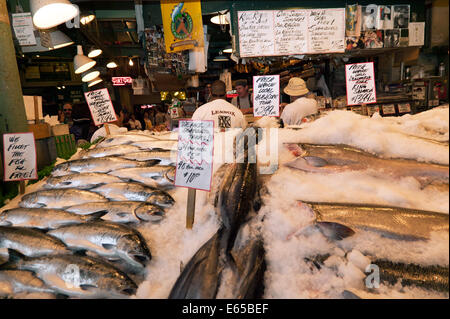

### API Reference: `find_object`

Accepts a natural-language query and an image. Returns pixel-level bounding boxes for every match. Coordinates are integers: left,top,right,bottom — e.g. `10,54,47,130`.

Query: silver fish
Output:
90,182,175,207
131,140,177,151
96,134,158,148
79,145,142,159
120,151,176,166
0,226,69,257
44,173,123,190
48,221,151,269
0,208,105,230
19,189,108,209
4,250,137,298
65,202,165,223
109,166,175,188
51,157,160,176
302,201,449,241
0,270,54,297
285,144,449,187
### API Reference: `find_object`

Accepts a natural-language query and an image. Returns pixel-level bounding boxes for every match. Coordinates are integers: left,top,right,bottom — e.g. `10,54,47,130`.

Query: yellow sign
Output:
160,0,204,52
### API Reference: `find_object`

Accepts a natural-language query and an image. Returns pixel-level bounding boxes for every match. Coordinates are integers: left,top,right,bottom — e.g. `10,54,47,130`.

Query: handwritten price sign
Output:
3,133,37,181
253,75,280,117
174,120,214,191
84,88,118,126
345,62,377,106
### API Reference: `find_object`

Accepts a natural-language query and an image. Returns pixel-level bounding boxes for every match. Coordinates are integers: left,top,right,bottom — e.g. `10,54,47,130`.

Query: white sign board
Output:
253,75,280,117
84,88,118,126
174,120,214,192
409,22,425,46
3,133,37,181
345,62,377,106
12,13,36,46
238,8,345,57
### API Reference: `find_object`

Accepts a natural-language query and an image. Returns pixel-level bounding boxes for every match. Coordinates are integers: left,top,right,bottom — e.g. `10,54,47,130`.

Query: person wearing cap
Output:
192,80,246,129
231,79,253,114
280,77,318,126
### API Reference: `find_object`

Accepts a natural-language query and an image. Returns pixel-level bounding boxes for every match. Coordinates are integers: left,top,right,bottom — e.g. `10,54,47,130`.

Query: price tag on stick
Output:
84,88,118,126
253,75,280,117
345,62,377,106
174,120,214,229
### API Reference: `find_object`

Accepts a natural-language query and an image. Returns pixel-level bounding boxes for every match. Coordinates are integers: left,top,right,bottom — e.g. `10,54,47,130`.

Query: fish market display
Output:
0,208,105,229
48,221,151,269
44,173,123,190
65,202,165,223
0,226,69,257
19,189,108,209
90,182,175,207
3,249,137,298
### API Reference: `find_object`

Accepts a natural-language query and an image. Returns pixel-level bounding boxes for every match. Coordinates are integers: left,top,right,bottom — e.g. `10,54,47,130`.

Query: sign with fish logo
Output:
161,0,204,52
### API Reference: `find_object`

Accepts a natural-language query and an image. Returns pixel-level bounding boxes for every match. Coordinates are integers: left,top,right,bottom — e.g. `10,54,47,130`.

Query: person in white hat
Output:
280,77,318,126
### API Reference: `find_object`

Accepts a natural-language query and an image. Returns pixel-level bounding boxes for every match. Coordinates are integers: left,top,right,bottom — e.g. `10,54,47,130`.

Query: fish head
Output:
134,204,165,222
152,193,175,208
117,234,152,268
51,162,70,176
97,271,138,298
19,193,44,208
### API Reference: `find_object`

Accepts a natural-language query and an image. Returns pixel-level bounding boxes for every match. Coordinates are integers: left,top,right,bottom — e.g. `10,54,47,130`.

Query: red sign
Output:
112,77,133,86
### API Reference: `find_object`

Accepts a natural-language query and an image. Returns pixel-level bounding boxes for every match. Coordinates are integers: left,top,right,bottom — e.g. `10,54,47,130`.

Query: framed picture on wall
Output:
393,5,410,29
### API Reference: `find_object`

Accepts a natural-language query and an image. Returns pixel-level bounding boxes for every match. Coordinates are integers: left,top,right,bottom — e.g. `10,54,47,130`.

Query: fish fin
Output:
117,212,131,217
141,159,161,167
80,284,98,291
0,249,28,269
316,222,355,240
72,249,87,256
61,181,72,186
85,210,108,221
102,243,116,250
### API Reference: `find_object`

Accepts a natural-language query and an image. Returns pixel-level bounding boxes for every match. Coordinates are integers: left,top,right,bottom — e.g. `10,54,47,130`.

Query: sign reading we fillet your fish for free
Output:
253,75,280,117
174,120,214,191
345,62,377,106
3,133,38,181
84,88,118,126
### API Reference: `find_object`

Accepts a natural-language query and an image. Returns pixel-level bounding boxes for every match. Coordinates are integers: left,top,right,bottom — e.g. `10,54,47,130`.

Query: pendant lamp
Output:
74,45,96,74
31,0,79,29
88,77,102,87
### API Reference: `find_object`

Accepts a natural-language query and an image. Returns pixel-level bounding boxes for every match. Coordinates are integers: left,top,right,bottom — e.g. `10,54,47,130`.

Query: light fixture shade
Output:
223,45,232,53
211,12,230,25
74,45,96,74
213,53,229,62
107,61,118,68
87,48,102,58
51,30,74,49
88,77,102,87
129,58,134,66
80,14,95,25
81,70,100,82
31,0,79,29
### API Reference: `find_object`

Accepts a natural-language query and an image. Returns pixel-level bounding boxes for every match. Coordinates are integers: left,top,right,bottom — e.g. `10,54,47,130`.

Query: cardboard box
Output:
51,124,69,136
28,123,51,139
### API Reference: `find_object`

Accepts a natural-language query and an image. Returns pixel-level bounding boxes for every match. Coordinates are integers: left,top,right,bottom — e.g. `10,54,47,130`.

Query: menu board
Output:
253,75,280,117
3,133,37,181
174,120,214,191
12,13,36,46
84,88,118,126
345,62,377,106
238,8,345,57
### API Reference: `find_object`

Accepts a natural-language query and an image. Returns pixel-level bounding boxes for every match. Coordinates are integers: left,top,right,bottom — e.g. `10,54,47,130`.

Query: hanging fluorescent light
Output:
107,61,118,68
87,48,102,58
51,30,74,49
223,45,232,53
80,14,95,25
211,11,230,25
88,77,103,87
81,69,100,82
129,58,134,66
213,51,229,62
31,0,79,29
73,45,96,74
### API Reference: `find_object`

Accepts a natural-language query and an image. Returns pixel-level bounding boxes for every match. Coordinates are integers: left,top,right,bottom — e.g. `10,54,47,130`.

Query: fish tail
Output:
139,159,161,167
83,210,108,221
0,249,28,270
316,221,355,240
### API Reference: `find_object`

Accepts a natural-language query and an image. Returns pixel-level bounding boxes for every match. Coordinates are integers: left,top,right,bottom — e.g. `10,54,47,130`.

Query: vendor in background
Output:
192,80,246,130
143,111,153,130
231,79,253,115
59,102,73,127
70,102,93,143
128,113,142,130
280,77,318,126
205,83,213,103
